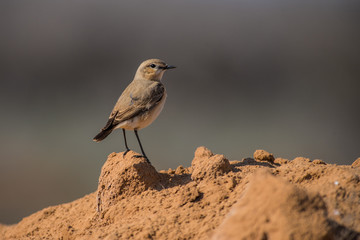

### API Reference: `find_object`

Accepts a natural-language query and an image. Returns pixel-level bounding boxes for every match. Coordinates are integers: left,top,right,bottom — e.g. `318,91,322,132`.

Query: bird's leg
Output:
123,129,130,157
134,130,150,164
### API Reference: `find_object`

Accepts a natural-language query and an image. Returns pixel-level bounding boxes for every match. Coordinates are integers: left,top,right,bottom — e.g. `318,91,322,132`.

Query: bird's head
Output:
135,59,176,81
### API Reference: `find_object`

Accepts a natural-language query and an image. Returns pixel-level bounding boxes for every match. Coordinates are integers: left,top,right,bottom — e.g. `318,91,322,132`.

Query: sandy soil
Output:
1,147,359,239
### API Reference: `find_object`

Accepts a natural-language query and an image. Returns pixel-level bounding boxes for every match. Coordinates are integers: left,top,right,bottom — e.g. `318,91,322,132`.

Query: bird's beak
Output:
165,65,176,70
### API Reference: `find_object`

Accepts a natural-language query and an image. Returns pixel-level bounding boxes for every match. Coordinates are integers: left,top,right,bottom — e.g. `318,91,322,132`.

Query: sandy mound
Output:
96,151,161,212
191,146,232,180
213,170,356,240
1,147,359,239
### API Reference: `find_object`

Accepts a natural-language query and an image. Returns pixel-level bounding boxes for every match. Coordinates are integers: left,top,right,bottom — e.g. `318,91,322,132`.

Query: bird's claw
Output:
134,154,151,164
123,149,130,157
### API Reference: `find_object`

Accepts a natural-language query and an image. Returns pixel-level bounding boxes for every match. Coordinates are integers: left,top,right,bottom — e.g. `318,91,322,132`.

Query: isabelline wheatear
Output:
93,59,176,163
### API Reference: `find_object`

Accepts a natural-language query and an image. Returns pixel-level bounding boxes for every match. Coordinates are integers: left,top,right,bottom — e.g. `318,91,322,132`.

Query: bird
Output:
93,59,176,163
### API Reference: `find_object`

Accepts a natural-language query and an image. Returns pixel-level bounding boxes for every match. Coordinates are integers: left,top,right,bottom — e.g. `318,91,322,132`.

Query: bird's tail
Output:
93,129,113,142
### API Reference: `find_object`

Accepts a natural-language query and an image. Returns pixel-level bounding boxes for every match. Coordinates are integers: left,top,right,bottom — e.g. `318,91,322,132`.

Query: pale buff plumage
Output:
93,59,176,162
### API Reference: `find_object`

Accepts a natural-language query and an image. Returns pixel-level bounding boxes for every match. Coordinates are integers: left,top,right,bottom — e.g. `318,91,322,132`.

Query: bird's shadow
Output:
231,158,279,172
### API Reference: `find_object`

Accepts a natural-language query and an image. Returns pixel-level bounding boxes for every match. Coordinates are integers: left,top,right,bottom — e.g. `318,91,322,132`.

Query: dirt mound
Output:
191,146,232,181
352,158,360,168
213,170,356,240
253,149,275,163
1,147,359,239
97,151,161,212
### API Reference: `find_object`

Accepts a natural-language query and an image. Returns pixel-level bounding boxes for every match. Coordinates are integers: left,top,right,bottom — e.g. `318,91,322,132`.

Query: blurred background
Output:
1,0,359,224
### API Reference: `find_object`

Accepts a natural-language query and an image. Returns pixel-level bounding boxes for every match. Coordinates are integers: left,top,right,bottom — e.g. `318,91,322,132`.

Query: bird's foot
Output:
123,149,130,157
134,155,151,164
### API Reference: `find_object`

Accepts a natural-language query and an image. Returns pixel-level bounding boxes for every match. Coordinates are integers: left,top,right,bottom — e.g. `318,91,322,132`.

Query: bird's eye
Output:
150,64,156,68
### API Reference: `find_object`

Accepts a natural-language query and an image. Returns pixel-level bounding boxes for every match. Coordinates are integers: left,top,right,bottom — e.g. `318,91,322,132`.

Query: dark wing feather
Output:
102,111,118,131
92,110,119,141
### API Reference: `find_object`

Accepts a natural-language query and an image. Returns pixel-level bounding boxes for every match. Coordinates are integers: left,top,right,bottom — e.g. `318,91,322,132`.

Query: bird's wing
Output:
100,111,118,131
104,81,165,129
